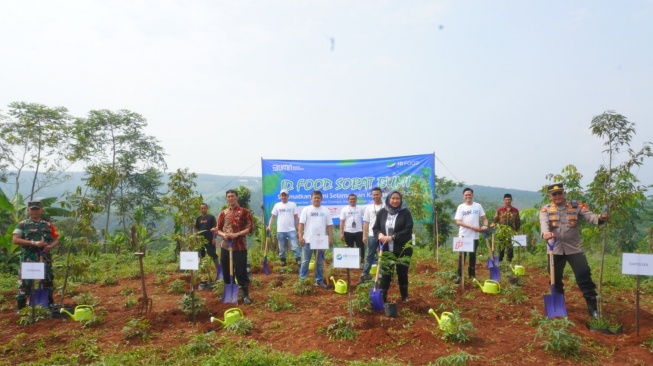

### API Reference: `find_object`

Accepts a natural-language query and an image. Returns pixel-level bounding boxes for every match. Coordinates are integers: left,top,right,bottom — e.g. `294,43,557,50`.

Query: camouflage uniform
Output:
14,219,58,305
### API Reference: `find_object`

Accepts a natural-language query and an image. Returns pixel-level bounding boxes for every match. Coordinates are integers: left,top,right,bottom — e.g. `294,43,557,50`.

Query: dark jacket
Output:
372,208,414,255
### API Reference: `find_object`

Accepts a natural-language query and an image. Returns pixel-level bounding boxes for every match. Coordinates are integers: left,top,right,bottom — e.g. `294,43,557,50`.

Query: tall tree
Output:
75,109,166,248
585,110,652,319
0,102,75,200
161,168,204,259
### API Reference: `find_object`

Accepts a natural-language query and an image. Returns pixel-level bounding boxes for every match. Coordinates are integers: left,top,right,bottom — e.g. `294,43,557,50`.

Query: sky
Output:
2,1,652,192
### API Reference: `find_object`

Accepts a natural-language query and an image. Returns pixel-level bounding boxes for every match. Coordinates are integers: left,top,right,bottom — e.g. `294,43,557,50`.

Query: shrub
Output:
184,331,219,356
122,317,152,340
533,317,582,357
265,290,294,312
17,305,51,325
432,284,456,299
168,279,186,294
323,316,357,341
119,287,135,296
293,278,316,296
180,292,207,316
437,310,477,343
433,351,481,366
72,291,98,306
224,318,254,335
500,284,529,305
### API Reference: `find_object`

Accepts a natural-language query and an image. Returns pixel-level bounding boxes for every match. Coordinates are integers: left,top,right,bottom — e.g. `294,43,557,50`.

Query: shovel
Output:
483,231,501,281
369,241,384,311
222,241,239,304
262,230,270,275
543,238,567,318
214,234,223,281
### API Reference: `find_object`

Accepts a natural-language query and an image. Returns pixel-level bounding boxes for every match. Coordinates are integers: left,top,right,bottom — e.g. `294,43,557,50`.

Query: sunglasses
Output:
551,191,564,196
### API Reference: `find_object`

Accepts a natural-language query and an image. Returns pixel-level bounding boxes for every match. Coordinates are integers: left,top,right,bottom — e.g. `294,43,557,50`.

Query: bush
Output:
72,291,99,306
122,317,152,340
432,284,456,299
533,317,582,357
224,318,254,335
265,290,293,312
323,316,357,341
437,310,477,343
17,305,51,325
168,279,186,294
433,351,482,366
293,278,316,295
500,284,529,305
180,292,207,316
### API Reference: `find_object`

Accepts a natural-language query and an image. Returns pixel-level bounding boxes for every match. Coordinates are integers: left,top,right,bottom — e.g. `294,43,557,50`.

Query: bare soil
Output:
1,259,652,365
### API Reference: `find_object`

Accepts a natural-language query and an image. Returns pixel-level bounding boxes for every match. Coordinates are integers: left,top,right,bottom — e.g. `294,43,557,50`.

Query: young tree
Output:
161,168,204,259
1,102,76,200
75,109,166,247
585,110,652,319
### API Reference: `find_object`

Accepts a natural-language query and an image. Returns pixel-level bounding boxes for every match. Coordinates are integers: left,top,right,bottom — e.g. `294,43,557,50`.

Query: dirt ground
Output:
1,258,652,365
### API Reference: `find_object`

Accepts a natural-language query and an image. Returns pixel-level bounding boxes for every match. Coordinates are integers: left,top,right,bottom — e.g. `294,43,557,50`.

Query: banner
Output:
262,154,435,224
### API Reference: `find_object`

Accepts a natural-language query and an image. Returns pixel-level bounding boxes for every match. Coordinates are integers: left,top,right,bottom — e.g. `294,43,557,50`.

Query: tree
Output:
0,102,76,200
161,168,204,259
585,110,652,319
430,176,463,254
75,109,166,247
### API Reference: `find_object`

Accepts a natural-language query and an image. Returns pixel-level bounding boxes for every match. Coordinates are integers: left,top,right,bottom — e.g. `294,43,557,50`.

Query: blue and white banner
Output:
261,154,435,225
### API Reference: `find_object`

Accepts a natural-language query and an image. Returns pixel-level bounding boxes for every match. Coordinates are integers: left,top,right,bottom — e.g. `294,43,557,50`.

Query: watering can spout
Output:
210,316,226,325
60,308,73,317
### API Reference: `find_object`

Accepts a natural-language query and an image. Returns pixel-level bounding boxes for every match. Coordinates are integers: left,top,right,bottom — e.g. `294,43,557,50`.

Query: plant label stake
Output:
134,252,152,315
544,239,567,318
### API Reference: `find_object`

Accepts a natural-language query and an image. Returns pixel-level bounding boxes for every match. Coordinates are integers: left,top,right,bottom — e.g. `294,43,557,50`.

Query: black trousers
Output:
499,247,514,262
380,246,413,290
220,248,249,287
549,252,597,299
457,239,479,278
344,231,365,264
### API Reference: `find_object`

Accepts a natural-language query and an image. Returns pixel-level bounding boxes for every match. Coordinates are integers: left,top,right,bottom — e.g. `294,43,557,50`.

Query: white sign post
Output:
21,262,45,280
622,253,653,336
332,247,359,320
453,237,474,291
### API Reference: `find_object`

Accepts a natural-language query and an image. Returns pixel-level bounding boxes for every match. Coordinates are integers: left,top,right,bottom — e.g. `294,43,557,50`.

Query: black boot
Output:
585,297,599,320
400,285,409,302
295,257,301,266
17,298,26,313
281,258,287,266
242,285,252,305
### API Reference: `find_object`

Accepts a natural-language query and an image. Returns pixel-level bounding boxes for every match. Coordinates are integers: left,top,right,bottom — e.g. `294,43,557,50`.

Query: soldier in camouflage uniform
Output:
12,201,60,311
539,184,608,319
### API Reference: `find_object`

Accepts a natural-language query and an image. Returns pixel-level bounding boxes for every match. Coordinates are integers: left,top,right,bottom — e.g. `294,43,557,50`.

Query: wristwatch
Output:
31,240,35,246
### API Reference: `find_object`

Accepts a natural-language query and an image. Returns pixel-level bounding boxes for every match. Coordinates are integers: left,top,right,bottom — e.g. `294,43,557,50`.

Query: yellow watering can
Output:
330,276,347,294
60,305,94,321
210,308,244,326
473,278,501,294
510,265,525,276
309,260,315,270
428,309,454,331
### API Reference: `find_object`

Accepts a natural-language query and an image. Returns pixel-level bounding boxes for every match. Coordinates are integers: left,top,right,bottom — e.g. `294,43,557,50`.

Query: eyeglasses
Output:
551,191,564,197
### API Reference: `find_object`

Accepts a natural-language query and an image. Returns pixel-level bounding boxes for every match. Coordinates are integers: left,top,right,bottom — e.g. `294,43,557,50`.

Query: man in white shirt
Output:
298,190,334,288
454,187,488,284
357,187,384,284
267,189,300,266
339,193,364,268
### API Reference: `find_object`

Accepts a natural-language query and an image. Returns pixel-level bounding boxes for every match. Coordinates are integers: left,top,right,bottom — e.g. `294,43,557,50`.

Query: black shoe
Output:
280,258,287,266
295,257,301,265
401,296,409,302
455,277,461,284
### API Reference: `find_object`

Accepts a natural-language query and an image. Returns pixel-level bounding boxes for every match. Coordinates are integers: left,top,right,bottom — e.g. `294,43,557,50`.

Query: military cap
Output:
547,184,564,193
28,201,42,209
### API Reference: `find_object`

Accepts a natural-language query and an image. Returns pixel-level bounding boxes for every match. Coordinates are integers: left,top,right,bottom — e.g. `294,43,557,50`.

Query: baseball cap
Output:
280,189,289,195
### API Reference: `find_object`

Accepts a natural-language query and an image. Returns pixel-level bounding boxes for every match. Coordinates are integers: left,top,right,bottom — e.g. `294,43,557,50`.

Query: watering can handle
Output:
76,305,94,310
225,308,243,316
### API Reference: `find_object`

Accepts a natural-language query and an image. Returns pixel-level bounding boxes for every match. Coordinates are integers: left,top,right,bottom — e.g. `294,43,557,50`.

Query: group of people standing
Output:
14,183,608,320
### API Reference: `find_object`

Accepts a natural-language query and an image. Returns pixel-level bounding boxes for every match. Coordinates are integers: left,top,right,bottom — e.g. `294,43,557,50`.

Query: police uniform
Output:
539,183,606,319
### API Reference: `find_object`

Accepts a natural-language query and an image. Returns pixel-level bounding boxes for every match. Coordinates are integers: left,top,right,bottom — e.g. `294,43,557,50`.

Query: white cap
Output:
280,189,289,195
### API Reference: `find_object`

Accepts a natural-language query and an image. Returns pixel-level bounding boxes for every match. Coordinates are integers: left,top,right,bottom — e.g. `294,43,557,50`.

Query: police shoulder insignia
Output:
579,202,588,210
541,207,547,212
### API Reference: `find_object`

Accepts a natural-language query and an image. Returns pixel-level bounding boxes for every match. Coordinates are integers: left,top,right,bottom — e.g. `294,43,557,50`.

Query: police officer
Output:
12,201,60,311
539,183,609,319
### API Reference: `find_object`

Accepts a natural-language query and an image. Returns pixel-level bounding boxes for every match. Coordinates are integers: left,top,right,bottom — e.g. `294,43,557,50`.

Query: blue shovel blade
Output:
369,283,384,311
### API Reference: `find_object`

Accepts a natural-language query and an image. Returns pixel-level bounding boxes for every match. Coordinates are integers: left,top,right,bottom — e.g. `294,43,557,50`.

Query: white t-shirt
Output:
299,205,333,241
363,203,384,236
454,202,486,240
271,201,298,233
340,205,363,233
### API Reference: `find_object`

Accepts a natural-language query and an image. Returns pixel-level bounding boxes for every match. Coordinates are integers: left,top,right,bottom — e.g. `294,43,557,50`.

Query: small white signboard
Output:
622,253,653,276
21,262,45,280
333,247,360,269
452,237,475,253
180,251,199,270
513,235,527,247
310,233,329,250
